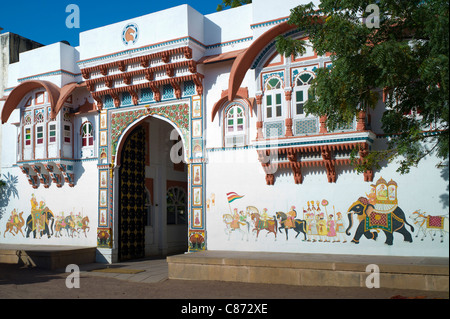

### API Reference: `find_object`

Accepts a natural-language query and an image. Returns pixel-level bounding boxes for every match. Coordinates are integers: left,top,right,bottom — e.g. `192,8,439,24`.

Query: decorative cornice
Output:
77,38,200,66
90,73,204,108
257,141,373,185
80,47,193,79
250,16,290,30
18,69,81,82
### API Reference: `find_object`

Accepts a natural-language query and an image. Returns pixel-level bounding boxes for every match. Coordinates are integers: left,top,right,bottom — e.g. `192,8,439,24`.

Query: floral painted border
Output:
110,103,189,159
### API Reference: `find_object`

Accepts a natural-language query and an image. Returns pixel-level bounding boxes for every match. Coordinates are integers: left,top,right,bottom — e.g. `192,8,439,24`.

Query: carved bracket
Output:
321,145,336,183
44,163,62,188
287,148,302,184
31,164,50,188
149,83,161,102
192,74,203,96
19,165,38,189
118,60,126,72
170,79,182,99
127,89,139,105
358,142,374,182
256,141,373,185
110,92,121,108
56,164,75,187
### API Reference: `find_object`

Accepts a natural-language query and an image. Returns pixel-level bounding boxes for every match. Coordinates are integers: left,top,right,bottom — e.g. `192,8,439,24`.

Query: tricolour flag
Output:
226,192,244,203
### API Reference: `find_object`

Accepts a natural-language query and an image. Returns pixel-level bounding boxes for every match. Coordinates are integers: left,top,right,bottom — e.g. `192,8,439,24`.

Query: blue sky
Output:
0,1,221,47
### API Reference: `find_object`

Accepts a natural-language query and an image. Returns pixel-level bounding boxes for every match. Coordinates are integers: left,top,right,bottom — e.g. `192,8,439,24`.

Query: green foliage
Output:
276,0,449,174
217,0,252,11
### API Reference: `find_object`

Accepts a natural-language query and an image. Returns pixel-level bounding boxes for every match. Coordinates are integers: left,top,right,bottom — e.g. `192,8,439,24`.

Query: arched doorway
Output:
118,125,147,261
117,116,188,261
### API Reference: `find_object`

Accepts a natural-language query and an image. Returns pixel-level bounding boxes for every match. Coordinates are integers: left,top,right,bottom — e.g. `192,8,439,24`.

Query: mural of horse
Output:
250,213,277,240
276,211,308,241
223,213,250,241
79,216,90,238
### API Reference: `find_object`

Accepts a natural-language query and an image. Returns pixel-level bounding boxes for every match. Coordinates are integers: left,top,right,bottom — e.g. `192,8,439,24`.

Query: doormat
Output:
90,268,145,274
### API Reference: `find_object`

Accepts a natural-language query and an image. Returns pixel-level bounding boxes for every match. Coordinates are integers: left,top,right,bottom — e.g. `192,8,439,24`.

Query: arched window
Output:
166,187,187,225
264,77,283,120
81,121,94,147
294,72,313,117
224,104,246,147
293,72,319,136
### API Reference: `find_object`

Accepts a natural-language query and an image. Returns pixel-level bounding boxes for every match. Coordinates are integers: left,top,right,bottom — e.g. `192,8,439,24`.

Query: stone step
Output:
167,251,449,292
0,244,96,270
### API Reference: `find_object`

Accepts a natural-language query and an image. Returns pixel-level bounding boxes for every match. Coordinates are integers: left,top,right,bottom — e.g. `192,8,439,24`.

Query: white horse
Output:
223,213,250,241
410,210,449,243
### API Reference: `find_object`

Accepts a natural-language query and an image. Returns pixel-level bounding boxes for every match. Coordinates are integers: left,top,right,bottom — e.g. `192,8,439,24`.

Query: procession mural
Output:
2,194,90,240
219,177,449,247
409,210,449,243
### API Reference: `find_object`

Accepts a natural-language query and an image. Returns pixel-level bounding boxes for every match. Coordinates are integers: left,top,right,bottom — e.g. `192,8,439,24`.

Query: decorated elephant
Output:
25,208,55,239
345,197,414,245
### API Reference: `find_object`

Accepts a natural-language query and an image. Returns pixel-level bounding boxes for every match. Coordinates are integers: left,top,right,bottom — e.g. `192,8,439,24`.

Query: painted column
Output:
96,109,113,261
284,89,293,137
188,94,206,251
255,93,264,140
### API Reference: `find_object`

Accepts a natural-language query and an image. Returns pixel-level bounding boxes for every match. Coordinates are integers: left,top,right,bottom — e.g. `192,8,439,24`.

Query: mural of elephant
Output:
25,208,55,239
345,197,414,245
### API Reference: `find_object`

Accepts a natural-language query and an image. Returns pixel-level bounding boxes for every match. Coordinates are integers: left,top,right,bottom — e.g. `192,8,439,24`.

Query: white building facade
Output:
0,0,448,263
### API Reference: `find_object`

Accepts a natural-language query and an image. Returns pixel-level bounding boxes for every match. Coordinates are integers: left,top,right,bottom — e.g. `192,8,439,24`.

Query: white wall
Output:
205,147,449,258
0,160,98,246
78,5,204,61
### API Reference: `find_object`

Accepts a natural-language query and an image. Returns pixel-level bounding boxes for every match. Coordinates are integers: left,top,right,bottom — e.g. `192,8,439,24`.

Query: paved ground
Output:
0,258,448,300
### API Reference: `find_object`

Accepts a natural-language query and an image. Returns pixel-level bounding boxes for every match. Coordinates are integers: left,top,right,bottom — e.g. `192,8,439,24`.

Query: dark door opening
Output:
118,125,147,261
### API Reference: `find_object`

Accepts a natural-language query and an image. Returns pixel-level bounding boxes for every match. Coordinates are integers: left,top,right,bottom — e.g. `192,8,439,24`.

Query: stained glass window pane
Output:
276,93,281,105
300,73,312,84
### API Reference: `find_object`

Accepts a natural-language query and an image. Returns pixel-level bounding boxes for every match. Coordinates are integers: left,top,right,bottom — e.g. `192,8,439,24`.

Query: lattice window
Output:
294,118,318,135
122,92,132,105
104,95,114,108
265,121,284,138
141,88,153,102
162,84,174,99
183,80,196,96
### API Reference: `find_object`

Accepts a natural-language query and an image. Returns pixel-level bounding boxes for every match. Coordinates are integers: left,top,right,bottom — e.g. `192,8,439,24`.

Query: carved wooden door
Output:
119,125,147,261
